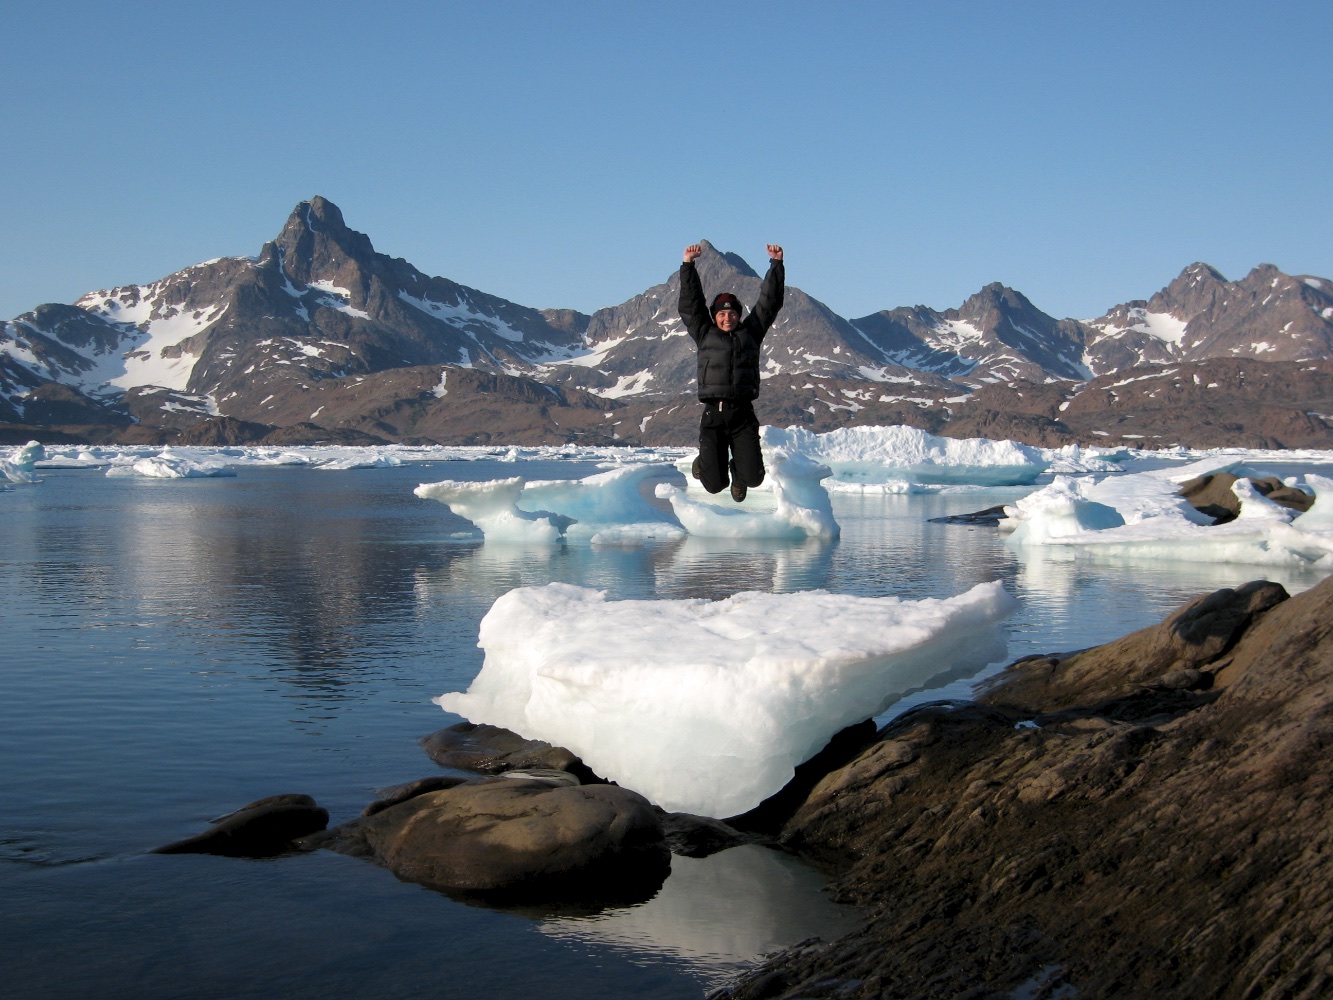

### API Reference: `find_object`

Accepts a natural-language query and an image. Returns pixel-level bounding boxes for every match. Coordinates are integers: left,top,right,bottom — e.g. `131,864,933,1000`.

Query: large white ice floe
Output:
415,464,685,544
104,449,236,479
766,425,1049,488
436,580,1017,817
1002,460,1333,568
1,440,45,484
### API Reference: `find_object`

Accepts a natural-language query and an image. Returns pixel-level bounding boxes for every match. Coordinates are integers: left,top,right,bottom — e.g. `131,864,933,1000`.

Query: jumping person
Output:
679,242,785,502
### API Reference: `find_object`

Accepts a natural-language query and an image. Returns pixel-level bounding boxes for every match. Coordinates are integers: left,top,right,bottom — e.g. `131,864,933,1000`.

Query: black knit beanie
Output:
710,292,743,317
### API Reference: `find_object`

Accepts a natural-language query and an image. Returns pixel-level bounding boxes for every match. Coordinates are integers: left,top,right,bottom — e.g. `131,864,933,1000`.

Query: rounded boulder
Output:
355,778,669,899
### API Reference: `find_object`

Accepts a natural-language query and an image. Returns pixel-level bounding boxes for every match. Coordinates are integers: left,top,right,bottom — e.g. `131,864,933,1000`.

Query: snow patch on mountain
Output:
1096,308,1189,345
929,319,987,351
543,334,629,370
596,372,656,398
70,289,228,392
310,281,370,320
398,290,524,341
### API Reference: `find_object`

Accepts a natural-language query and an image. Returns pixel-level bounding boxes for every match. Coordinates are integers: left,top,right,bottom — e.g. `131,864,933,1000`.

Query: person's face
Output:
715,307,739,332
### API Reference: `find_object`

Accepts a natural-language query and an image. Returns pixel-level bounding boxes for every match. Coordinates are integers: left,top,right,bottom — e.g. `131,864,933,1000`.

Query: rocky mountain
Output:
3,196,1333,449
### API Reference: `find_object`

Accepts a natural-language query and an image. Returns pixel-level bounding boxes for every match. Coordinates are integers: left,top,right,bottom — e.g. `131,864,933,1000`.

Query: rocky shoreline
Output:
153,575,1333,997
717,576,1333,999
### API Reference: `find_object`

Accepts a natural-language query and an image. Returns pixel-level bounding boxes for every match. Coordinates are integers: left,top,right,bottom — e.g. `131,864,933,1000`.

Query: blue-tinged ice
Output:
1003,459,1333,568
656,442,839,540
104,449,236,479
415,464,684,544
1,441,45,484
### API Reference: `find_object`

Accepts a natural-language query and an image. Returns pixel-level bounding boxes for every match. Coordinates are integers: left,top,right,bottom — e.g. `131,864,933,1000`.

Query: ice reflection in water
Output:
539,844,862,991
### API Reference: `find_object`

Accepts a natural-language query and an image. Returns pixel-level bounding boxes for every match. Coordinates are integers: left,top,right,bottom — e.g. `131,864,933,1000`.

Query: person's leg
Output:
727,402,765,488
697,404,730,494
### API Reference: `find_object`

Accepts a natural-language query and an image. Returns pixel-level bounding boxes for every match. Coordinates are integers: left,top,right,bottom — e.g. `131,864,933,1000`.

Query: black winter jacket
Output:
679,258,784,402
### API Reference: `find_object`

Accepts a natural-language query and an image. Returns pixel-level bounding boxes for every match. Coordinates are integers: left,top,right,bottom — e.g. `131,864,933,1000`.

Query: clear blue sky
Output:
3,1,1329,324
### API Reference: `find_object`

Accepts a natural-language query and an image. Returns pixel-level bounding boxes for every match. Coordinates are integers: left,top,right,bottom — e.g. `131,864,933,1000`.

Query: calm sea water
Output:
2,459,1326,998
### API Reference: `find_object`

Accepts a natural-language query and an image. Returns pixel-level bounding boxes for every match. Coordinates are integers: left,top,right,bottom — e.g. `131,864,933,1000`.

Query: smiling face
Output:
715,307,739,332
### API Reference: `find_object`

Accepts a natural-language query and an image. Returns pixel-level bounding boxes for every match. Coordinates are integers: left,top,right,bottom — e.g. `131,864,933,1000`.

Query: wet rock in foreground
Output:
420,721,597,781
327,777,670,905
717,576,1333,999
152,793,329,857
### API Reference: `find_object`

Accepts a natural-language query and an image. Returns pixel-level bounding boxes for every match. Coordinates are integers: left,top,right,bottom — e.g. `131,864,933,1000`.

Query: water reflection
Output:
16,467,1318,722
651,536,838,598
539,844,861,991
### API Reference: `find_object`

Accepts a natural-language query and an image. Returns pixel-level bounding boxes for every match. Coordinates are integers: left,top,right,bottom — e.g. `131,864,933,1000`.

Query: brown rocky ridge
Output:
4,197,1333,450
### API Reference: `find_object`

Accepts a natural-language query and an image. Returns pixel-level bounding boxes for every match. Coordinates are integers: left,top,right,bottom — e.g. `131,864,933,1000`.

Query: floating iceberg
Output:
312,453,404,471
1,441,45,484
415,476,574,543
415,464,685,544
656,440,839,540
436,580,1017,817
1003,462,1333,568
523,465,686,544
765,425,1049,487
105,449,237,479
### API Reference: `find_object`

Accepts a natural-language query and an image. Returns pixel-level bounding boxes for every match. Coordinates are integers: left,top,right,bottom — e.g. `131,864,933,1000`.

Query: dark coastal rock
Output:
419,721,596,781
727,719,880,834
498,768,582,787
976,579,1287,714
927,504,1008,526
659,811,762,858
152,793,329,857
329,777,670,902
1178,471,1314,523
718,576,1333,999
361,775,472,816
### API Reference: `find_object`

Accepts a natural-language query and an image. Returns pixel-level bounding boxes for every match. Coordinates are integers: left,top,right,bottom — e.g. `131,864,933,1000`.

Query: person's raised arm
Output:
750,244,785,333
678,244,709,340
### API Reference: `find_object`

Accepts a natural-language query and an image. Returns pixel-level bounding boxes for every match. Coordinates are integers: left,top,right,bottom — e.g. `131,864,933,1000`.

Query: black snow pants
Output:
697,399,764,495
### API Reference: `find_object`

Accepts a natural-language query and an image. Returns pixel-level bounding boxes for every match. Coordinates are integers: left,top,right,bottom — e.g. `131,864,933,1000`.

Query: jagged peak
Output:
960,282,1039,314
1241,263,1285,284
693,240,761,280
271,196,377,287
1176,262,1228,285
276,196,372,253
304,195,346,232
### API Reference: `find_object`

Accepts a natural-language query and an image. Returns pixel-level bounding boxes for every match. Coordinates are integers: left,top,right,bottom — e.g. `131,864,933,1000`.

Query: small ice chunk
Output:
415,464,683,544
313,452,404,470
414,477,575,543
104,449,236,478
437,580,1017,817
1,440,45,483
521,464,685,543
656,435,839,540
1294,474,1333,533
1002,476,1125,545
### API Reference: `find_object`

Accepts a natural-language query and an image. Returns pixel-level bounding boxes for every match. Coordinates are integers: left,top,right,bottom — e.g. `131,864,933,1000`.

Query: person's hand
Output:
683,244,702,263
767,244,783,261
